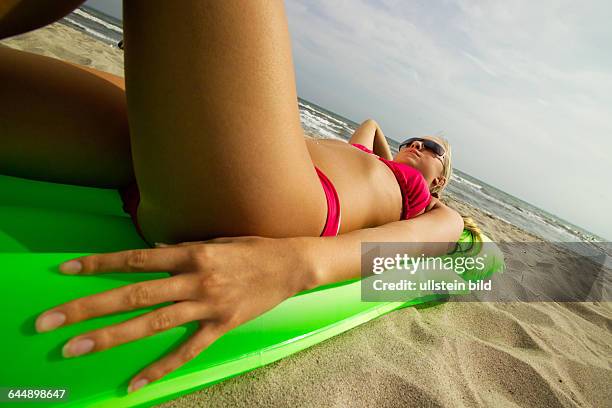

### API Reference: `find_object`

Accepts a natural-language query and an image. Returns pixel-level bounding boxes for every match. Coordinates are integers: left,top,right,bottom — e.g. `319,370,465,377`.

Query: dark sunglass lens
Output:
424,140,445,156
400,138,419,149
400,138,445,157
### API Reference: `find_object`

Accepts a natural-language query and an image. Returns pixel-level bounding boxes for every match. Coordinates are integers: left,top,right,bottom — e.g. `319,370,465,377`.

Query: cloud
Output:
461,51,498,77
285,0,612,239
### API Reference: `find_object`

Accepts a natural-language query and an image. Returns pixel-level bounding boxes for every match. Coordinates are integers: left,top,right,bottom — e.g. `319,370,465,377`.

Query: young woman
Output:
1,1,464,392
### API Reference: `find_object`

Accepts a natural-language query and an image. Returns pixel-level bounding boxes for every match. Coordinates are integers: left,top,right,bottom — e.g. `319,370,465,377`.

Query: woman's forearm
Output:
297,205,464,290
372,123,394,160
349,119,393,160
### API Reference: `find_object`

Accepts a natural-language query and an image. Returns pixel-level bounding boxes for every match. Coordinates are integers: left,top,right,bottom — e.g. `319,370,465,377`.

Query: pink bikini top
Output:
350,143,432,219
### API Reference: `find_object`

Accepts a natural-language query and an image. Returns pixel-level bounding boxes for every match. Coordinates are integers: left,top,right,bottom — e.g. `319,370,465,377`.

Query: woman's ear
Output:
432,175,446,189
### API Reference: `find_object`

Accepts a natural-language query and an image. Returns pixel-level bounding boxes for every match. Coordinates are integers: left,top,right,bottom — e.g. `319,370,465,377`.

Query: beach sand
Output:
3,23,611,408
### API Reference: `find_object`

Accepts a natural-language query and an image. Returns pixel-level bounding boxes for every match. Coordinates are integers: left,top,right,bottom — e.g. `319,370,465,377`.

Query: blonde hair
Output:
462,215,482,242
425,135,452,199
424,136,481,241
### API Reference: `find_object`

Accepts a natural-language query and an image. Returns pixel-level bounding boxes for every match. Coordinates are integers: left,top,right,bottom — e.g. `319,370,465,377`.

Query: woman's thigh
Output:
0,46,134,188
124,1,327,242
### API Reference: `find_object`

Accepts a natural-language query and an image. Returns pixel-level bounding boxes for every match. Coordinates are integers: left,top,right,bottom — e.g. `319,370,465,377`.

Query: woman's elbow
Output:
424,201,463,242
426,204,463,242
447,208,464,241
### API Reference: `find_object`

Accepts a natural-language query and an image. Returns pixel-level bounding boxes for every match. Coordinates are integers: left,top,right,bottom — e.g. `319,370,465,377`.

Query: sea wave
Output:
62,17,119,44
75,8,122,33
453,174,483,190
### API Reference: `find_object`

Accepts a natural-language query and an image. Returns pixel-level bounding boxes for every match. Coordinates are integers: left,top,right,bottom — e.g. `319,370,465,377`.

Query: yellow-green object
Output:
0,174,504,407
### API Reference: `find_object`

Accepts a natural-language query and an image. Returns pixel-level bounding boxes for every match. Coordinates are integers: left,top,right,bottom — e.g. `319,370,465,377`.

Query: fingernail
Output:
36,311,66,332
60,260,82,274
128,378,149,393
154,242,168,247
62,338,95,357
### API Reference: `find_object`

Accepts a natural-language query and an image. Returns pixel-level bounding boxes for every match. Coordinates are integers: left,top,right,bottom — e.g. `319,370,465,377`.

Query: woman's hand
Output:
34,236,316,393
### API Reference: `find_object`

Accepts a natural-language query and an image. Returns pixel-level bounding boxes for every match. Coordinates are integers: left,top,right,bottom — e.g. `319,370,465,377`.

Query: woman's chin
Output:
395,155,416,166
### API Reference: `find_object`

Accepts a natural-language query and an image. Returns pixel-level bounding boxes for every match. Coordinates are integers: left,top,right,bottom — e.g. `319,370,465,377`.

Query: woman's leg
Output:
0,46,134,188
0,0,84,39
124,1,327,242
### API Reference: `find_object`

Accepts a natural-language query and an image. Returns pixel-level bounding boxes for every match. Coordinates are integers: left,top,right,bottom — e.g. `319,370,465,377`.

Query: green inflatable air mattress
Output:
0,174,504,407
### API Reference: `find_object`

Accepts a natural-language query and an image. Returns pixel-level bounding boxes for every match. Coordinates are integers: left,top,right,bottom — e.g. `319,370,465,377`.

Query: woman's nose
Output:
412,141,424,150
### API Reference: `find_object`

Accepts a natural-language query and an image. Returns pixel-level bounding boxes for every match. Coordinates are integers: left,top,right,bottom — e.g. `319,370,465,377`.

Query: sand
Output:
2,22,611,408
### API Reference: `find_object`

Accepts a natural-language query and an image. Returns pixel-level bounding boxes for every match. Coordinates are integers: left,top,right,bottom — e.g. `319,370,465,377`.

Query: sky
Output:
84,0,611,240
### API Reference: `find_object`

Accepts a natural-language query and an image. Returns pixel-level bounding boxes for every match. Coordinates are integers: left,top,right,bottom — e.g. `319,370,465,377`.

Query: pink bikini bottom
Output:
314,166,341,237
118,166,341,246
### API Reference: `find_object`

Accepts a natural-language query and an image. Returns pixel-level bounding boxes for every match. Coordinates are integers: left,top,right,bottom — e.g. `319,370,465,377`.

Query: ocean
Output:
61,7,608,251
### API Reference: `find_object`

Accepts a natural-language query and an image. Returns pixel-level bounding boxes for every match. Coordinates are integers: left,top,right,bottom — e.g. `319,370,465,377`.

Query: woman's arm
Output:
348,119,394,160
301,200,464,288
36,203,462,391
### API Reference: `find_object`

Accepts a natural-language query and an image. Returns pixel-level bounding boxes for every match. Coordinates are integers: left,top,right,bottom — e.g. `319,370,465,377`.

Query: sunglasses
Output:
398,138,446,164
